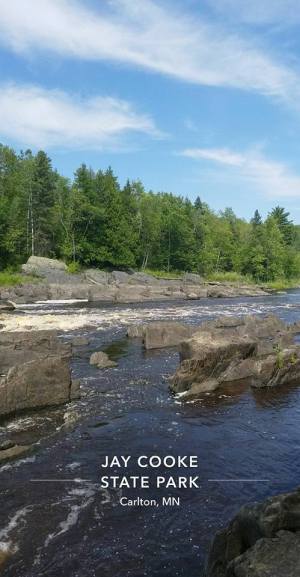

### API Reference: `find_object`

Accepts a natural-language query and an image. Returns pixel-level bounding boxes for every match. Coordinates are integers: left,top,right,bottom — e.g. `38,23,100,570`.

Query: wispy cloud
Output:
0,0,300,108
206,0,300,26
181,147,300,198
0,84,160,150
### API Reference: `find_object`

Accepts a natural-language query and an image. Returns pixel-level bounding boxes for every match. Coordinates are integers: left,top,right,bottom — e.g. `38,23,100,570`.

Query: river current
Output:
1,291,300,577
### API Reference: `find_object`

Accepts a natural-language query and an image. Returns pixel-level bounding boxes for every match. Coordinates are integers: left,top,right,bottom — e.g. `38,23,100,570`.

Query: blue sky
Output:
1,0,300,221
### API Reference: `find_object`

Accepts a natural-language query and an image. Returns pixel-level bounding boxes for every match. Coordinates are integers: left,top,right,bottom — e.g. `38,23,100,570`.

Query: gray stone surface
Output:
206,487,300,577
127,324,146,338
0,330,77,418
143,321,195,350
170,315,298,398
183,272,204,284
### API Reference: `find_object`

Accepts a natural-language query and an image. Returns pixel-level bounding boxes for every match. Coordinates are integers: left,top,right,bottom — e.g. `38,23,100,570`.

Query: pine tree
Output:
270,206,294,245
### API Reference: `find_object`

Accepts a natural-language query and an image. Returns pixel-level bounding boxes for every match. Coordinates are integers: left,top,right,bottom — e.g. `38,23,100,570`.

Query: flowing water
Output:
1,292,300,577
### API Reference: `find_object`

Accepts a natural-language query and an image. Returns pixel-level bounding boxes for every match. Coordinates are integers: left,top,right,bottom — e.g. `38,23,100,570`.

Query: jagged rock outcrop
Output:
206,487,300,577
170,315,299,398
0,330,79,418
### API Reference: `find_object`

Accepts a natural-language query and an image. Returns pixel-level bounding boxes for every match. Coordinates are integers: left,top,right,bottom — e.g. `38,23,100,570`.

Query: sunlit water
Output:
1,291,300,577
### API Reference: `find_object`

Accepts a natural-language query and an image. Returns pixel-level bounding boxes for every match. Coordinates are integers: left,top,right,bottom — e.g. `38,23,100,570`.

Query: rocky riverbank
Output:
0,256,269,305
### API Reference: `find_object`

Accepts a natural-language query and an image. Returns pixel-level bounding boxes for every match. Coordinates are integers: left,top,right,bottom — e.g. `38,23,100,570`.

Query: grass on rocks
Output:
0,270,39,287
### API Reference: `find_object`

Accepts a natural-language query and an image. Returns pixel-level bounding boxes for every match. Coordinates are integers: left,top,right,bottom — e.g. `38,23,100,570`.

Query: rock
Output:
72,336,90,347
89,351,117,368
85,269,111,284
183,287,208,299
0,330,77,418
0,330,71,372
206,486,300,577
63,409,80,426
2,355,72,415
129,272,159,284
170,315,297,398
183,273,204,284
0,444,32,463
207,284,268,298
171,334,256,397
115,285,145,303
88,285,117,301
70,379,81,400
0,300,15,312
0,439,15,451
228,531,300,577
22,255,67,276
127,324,145,338
143,321,195,350
110,271,130,284
250,348,300,388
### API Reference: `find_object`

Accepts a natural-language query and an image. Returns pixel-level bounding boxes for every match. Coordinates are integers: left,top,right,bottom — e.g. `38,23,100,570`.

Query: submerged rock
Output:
72,335,90,347
90,351,117,368
170,315,298,399
206,487,300,577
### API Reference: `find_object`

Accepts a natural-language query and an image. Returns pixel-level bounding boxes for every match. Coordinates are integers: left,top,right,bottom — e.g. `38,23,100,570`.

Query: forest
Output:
0,143,300,283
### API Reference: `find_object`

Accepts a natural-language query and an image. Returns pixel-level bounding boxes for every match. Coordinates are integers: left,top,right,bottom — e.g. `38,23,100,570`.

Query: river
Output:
1,291,300,577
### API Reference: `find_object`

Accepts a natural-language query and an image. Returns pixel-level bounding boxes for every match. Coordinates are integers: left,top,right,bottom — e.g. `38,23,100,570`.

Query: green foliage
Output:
205,272,254,283
0,270,38,286
0,143,300,285
67,262,81,274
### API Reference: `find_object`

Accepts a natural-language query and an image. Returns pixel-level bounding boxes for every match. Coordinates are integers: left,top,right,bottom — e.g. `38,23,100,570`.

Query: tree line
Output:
0,143,299,282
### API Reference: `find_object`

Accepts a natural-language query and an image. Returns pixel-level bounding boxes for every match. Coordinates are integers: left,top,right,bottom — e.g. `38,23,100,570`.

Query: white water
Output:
2,295,300,332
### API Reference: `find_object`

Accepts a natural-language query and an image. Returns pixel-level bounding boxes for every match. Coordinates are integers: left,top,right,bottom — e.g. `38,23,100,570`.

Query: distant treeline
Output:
0,144,299,282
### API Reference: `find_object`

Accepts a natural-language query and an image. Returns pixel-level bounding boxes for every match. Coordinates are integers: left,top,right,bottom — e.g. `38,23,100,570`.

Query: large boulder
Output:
143,321,195,350
2,356,72,415
0,331,78,418
0,330,71,371
206,487,300,577
170,315,297,398
22,256,67,277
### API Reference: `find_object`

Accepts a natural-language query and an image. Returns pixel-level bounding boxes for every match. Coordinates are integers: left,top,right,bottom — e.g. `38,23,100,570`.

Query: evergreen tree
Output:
270,206,294,245
251,209,262,227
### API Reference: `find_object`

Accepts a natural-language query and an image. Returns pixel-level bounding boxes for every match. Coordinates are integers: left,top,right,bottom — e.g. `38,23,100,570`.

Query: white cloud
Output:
0,84,159,149
206,0,300,26
181,147,300,198
0,0,300,107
